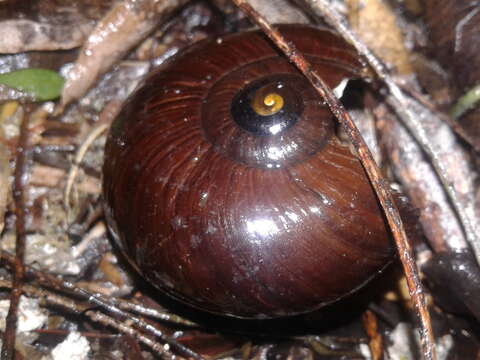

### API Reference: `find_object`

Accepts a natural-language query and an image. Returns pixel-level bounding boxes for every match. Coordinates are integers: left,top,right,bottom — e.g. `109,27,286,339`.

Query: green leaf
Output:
0,68,64,101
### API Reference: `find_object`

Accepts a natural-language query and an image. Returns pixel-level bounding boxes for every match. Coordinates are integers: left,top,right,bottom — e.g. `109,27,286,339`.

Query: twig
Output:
114,298,198,327
85,311,175,359
449,83,480,120
0,279,88,314
64,122,108,219
1,106,32,360
229,1,436,360
362,310,384,360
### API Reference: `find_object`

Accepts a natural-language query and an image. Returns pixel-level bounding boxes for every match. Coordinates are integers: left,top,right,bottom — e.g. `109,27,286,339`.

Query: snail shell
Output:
103,24,394,318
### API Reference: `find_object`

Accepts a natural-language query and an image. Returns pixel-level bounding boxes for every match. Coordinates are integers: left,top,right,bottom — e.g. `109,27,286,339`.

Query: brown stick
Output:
1,107,31,360
229,1,436,359
362,310,384,360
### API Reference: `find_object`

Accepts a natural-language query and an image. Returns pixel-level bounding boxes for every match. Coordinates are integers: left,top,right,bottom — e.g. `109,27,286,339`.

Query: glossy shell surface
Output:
103,25,394,318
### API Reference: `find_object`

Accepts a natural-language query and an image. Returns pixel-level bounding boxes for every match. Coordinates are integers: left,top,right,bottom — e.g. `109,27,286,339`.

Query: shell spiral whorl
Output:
103,24,394,318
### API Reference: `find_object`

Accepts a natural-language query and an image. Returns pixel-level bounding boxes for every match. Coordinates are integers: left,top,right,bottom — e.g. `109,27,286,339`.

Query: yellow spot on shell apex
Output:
252,92,284,116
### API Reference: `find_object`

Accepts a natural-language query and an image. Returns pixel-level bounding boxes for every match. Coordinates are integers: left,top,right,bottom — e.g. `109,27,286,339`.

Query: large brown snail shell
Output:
102,24,394,319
